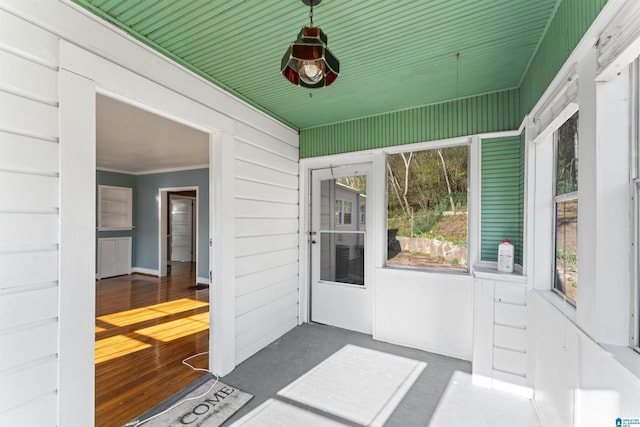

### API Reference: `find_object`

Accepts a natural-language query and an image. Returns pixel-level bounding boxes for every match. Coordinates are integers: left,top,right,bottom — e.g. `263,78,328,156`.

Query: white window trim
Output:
631,57,640,351
528,100,579,312
335,198,353,225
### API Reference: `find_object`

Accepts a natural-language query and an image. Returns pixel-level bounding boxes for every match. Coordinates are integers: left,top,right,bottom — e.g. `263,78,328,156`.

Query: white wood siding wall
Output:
0,9,60,426
234,122,299,363
0,1,300,424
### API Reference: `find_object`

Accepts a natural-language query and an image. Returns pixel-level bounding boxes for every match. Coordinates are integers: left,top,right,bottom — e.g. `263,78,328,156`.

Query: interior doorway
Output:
94,94,210,426
170,194,195,263
159,187,199,279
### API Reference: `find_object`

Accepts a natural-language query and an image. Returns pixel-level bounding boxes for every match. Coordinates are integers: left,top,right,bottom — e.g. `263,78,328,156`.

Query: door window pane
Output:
320,232,364,285
320,175,367,285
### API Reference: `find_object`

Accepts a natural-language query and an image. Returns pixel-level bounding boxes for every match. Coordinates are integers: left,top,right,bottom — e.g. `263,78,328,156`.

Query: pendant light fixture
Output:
281,0,340,88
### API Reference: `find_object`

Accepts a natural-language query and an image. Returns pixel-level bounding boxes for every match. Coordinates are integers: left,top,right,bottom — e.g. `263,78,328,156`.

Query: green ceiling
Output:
72,0,560,130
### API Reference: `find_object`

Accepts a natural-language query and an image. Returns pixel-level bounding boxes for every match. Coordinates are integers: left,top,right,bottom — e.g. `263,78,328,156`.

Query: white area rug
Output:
232,399,348,427
124,378,252,427
233,344,426,426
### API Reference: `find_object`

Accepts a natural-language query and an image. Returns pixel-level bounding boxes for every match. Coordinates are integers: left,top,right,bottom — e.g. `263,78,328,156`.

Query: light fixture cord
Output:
309,1,314,26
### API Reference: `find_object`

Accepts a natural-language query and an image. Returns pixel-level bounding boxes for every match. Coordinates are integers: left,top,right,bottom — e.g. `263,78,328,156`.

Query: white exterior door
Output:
311,164,372,334
170,196,193,262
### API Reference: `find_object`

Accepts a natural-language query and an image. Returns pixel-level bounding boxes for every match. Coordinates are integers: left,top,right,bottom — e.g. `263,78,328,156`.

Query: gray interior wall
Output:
96,168,209,278
135,168,209,278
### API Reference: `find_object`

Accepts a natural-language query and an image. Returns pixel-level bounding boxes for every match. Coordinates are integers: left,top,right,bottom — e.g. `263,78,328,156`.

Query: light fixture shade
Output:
281,26,340,88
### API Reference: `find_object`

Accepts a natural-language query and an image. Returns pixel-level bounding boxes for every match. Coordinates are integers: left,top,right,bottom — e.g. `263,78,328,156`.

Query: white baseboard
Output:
197,276,209,285
132,267,159,276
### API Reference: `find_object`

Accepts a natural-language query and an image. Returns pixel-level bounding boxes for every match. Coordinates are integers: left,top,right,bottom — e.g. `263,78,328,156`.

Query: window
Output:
386,145,468,271
553,112,579,304
335,199,352,225
360,203,366,224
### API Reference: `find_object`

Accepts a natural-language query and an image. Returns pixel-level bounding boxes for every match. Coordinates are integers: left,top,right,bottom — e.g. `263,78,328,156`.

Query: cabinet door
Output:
99,239,117,279
115,238,131,275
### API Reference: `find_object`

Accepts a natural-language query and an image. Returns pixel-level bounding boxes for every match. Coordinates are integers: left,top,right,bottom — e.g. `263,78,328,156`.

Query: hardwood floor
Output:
95,262,209,427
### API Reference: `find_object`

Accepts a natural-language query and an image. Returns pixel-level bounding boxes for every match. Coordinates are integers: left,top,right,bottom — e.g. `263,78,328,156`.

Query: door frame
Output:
159,186,199,277
59,41,238,424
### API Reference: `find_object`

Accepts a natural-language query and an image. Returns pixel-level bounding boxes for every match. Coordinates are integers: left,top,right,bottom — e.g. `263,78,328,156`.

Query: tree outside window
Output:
554,112,579,304
386,145,468,271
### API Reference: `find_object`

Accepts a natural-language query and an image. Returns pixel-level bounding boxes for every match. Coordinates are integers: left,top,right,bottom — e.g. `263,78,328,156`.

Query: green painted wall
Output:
300,89,520,158
519,0,607,114
480,134,525,266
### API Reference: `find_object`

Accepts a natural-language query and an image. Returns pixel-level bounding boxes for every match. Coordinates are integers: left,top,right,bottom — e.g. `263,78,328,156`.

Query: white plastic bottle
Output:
497,239,514,273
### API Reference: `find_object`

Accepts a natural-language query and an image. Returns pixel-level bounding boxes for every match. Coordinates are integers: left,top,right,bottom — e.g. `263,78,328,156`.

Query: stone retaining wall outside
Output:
396,236,467,266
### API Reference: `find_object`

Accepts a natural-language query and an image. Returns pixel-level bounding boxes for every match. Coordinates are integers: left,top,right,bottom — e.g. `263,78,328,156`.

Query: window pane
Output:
556,112,579,195
320,232,364,285
555,199,578,303
386,146,468,271
343,201,352,224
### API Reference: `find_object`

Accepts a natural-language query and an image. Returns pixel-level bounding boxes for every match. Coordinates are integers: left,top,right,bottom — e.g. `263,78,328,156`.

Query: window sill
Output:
384,264,469,276
472,264,527,284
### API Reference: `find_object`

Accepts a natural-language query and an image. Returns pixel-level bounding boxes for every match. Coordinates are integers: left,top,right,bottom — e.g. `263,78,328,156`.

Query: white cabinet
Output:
98,237,131,279
472,266,530,395
98,185,132,230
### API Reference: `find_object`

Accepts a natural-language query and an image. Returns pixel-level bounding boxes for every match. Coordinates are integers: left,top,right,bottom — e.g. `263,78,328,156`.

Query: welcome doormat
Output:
124,375,252,427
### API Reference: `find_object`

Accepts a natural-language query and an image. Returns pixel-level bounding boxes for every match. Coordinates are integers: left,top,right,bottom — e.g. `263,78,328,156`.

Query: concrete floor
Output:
220,323,541,426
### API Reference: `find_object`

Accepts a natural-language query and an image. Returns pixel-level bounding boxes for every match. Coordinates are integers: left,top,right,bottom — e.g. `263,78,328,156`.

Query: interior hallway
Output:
95,262,209,427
